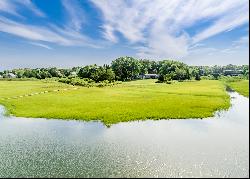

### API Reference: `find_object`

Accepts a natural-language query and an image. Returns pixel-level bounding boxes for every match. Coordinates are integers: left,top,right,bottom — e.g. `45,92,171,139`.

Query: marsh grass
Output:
226,80,249,97
0,79,230,125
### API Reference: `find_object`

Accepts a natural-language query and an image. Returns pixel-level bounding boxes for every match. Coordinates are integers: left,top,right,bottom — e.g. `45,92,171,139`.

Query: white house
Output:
7,73,17,78
138,74,159,79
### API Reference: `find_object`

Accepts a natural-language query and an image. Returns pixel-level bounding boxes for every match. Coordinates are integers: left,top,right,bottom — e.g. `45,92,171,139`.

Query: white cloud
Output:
91,0,249,59
62,0,85,31
0,0,45,17
29,42,53,50
136,31,190,59
0,16,69,45
185,46,248,65
0,0,249,60
220,48,236,54
0,0,104,49
102,25,118,43
233,36,249,46
188,43,205,50
192,6,249,43
0,0,19,16
219,35,249,54
184,34,249,65
17,0,45,17
0,16,98,48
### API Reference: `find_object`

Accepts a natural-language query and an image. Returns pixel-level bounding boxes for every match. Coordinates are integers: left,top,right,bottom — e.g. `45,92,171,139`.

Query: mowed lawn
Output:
227,80,249,97
0,80,230,125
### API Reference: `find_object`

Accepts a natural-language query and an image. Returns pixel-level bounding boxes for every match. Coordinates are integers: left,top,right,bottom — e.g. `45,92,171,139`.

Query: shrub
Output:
58,77,120,87
157,74,172,84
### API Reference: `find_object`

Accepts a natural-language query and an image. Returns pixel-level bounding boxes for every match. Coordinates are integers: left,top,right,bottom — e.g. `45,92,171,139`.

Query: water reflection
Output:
0,92,249,177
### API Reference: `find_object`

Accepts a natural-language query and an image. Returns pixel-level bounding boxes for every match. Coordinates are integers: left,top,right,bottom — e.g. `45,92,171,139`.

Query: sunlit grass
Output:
0,79,230,125
227,80,249,97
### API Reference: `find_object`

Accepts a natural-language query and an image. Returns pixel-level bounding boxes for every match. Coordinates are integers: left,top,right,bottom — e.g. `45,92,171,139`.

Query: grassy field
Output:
0,80,230,125
227,80,249,97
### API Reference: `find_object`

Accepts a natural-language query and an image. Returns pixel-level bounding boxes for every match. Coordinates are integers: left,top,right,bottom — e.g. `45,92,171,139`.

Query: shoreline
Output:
0,91,243,126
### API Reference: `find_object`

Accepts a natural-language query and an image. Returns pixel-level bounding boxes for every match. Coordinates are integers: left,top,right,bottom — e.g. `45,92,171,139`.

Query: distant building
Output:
7,73,17,78
223,70,243,76
138,74,159,79
0,75,3,78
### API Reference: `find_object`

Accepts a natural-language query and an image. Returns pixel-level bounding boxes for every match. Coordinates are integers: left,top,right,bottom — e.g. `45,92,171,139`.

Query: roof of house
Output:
8,73,16,77
223,70,243,72
144,74,159,76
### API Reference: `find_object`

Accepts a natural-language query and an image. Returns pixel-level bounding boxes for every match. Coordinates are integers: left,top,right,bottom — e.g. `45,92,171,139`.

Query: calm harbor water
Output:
0,92,249,177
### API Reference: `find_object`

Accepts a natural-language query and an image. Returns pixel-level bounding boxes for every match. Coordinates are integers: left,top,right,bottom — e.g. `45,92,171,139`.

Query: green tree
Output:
139,60,152,75
36,69,52,79
90,66,115,82
23,69,36,78
78,64,98,79
48,68,63,78
12,69,25,78
111,57,142,81
158,60,190,81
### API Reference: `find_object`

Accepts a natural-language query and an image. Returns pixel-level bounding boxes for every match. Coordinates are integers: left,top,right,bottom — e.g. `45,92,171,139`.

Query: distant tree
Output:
12,69,25,78
111,57,142,81
242,65,249,77
78,64,115,82
190,67,201,80
1,58,248,82
158,60,190,81
59,69,71,77
139,60,151,75
36,70,52,79
101,65,115,82
78,64,98,79
23,69,36,78
150,61,160,74
175,67,189,81
90,66,115,82
48,68,63,78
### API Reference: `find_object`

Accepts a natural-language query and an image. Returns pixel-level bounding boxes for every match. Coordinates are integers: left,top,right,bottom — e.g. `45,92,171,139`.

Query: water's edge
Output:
0,90,241,126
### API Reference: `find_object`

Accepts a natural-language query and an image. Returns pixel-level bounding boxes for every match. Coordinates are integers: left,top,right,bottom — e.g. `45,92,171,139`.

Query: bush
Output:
0,78,38,81
58,77,120,87
78,65,115,82
200,75,215,80
195,74,201,81
219,75,245,82
158,74,165,82
157,74,172,84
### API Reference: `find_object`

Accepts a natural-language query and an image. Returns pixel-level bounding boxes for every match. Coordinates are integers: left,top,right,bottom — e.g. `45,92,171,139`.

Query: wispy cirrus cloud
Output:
91,0,249,59
0,16,99,48
18,0,45,17
62,0,85,31
0,0,248,60
29,42,53,50
0,0,45,17
220,35,249,54
184,34,249,65
192,5,249,43
0,16,69,45
0,0,20,16
0,1,101,48
233,36,249,47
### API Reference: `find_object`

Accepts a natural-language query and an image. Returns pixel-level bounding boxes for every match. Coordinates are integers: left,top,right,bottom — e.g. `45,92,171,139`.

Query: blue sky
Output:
0,0,249,70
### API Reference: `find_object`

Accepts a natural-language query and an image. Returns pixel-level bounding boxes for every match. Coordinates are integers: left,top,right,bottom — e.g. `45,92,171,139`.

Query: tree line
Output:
0,57,249,83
